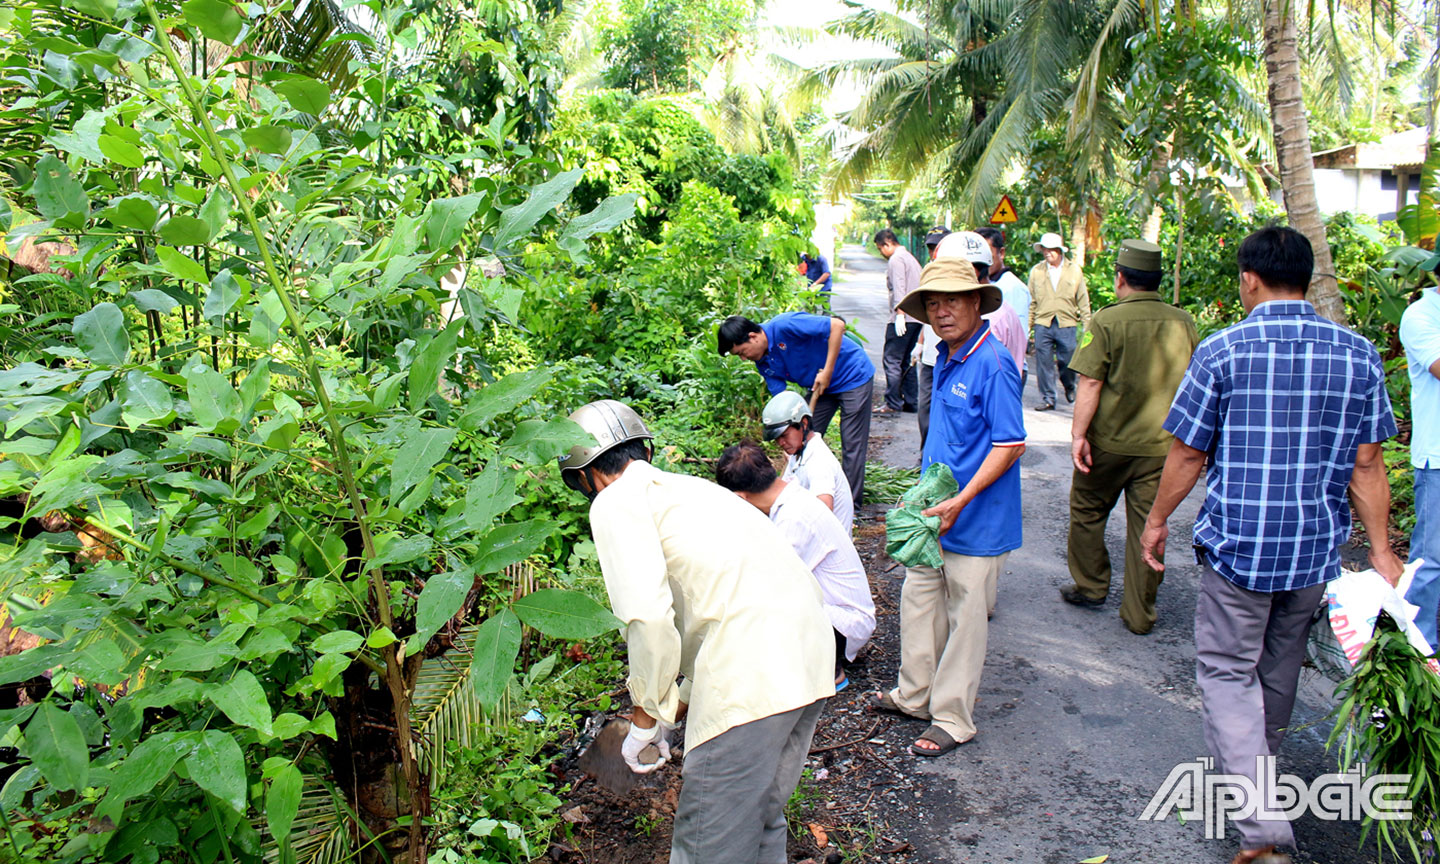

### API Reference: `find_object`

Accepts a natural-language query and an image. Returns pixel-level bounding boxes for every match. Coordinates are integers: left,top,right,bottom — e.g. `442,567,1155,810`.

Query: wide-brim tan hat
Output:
1033,231,1068,254
897,258,1003,324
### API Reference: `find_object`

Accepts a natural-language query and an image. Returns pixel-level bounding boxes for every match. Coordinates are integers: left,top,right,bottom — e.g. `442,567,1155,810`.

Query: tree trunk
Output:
1142,136,1174,243
1069,210,1087,268
1261,0,1345,324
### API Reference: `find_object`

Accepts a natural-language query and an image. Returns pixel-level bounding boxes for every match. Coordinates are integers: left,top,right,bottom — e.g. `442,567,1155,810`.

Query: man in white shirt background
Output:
716,440,877,691
763,391,855,532
559,399,834,864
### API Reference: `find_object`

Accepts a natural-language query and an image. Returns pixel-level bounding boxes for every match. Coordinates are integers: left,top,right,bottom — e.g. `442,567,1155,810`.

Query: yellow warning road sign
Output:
989,195,1018,224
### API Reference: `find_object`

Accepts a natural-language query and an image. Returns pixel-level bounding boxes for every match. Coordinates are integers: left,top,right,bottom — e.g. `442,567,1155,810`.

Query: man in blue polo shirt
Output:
719,312,876,503
866,257,1025,758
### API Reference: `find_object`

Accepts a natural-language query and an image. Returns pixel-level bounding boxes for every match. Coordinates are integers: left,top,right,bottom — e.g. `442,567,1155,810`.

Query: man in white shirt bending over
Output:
762,390,855,532
716,440,877,691
559,400,834,864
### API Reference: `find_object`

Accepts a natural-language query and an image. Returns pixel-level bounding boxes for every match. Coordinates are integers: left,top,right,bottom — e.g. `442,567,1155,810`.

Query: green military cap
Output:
1116,239,1163,273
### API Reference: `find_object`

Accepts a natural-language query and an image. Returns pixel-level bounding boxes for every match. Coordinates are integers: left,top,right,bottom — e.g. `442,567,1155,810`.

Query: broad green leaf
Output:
31,155,88,224
160,637,236,672
97,135,145,168
311,630,363,655
182,0,243,45
512,588,621,640
183,730,246,813
129,288,180,313
463,462,521,532
98,732,189,819
389,427,456,508
407,569,473,656
470,610,521,711
0,644,69,687
241,124,291,154
185,362,241,433
367,627,397,648
407,318,464,410
234,503,278,539
159,215,211,246
72,302,130,366
472,519,552,575
25,456,105,512
371,533,432,568
456,369,551,432
424,194,483,252
493,168,583,250
274,76,330,115
209,671,272,737
1078,857,1109,864
70,0,118,18
266,764,302,853
309,652,350,687
102,194,158,231
501,417,594,463
120,370,173,430
236,627,291,661
155,246,207,284
203,270,242,321
46,108,110,164
22,703,88,792
248,290,284,348
558,193,638,265
199,188,230,238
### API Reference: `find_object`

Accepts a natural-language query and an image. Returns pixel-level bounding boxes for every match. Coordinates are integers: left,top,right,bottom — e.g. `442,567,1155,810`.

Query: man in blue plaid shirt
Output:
1139,227,1403,864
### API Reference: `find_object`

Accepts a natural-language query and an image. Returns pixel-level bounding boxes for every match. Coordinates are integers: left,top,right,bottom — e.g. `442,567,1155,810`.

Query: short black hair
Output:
973,226,1005,249
590,438,652,476
1117,265,1163,291
714,439,776,494
717,315,762,356
874,228,899,246
1237,226,1312,292
972,262,990,283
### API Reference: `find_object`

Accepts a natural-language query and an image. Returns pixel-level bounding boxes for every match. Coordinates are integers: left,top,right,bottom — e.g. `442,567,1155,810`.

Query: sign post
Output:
989,195,1018,225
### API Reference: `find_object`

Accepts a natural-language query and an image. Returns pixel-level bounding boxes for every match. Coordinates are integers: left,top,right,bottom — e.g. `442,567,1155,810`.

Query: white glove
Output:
895,318,907,337
621,720,671,774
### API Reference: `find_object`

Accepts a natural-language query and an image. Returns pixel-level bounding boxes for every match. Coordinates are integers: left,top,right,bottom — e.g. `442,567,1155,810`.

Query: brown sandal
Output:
865,690,929,720
910,725,963,757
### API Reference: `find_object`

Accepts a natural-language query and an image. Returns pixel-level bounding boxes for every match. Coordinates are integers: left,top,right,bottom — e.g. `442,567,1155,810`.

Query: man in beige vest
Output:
1027,232,1091,411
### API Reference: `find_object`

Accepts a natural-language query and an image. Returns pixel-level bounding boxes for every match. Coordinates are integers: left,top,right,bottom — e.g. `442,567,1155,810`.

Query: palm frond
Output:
260,778,355,864
411,622,487,786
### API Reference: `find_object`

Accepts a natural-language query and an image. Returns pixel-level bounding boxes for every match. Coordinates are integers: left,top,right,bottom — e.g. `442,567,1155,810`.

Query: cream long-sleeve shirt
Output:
589,460,836,753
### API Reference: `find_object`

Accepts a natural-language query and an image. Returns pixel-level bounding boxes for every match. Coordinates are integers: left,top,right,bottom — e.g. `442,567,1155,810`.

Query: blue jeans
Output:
1033,319,1077,406
1408,468,1440,650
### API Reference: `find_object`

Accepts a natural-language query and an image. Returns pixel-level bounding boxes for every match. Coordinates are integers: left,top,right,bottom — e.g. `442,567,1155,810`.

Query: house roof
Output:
1312,127,1428,171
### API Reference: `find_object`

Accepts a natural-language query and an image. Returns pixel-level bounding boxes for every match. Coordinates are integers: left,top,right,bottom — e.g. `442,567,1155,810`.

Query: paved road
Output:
829,244,1385,864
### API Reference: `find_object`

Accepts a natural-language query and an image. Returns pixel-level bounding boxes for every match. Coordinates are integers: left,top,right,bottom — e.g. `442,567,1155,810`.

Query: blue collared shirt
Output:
804,254,832,292
923,321,1026,557
758,312,875,396
1164,300,1397,592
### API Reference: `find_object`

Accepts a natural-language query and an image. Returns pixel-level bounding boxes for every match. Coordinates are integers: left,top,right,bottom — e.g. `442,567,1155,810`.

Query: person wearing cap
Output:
715,439,876,691
1398,248,1440,648
868,257,1026,757
1027,232,1091,410
1060,239,1199,635
761,390,854,532
934,231,1027,377
875,228,923,413
558,399,835,864
718,312,875,504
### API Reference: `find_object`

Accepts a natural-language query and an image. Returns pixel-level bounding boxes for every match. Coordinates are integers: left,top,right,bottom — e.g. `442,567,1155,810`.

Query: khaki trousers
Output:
891,551,1006,742
1066,446,1166,633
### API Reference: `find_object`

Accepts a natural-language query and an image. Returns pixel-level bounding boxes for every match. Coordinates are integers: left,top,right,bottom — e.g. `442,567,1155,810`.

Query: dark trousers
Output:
1195,566,1323,850
1033,319,1077,406
882,323,920,410
1067,447,1166,633
810,380,873,504
917,362,933,449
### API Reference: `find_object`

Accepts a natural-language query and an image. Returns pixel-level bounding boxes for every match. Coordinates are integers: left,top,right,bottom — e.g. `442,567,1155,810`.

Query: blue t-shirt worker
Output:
1140,226,1402,864
801,252,832,294
719,312,875,504
867,257,1025,759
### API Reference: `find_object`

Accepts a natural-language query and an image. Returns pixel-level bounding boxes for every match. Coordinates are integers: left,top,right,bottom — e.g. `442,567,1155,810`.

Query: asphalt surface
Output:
830,244,1390,864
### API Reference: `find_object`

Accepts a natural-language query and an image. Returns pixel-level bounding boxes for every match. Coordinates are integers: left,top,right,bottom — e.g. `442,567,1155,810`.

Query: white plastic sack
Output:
1313,560,1439,680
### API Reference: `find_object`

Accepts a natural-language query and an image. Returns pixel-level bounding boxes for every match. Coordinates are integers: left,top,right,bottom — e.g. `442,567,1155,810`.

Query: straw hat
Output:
896,257,1003,324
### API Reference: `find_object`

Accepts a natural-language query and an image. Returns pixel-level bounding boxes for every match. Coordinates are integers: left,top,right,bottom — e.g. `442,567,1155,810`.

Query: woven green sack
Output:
885,463,959,570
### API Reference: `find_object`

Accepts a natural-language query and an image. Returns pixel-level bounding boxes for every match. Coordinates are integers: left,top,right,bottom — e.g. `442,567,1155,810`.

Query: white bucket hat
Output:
1033,232,1069,254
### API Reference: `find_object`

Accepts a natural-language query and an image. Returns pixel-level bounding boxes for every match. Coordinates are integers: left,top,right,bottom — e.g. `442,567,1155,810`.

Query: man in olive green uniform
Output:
1061,240,1199,634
